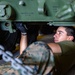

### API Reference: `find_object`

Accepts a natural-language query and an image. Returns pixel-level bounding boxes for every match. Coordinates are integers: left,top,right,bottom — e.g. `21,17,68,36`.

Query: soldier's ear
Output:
67,36,74,41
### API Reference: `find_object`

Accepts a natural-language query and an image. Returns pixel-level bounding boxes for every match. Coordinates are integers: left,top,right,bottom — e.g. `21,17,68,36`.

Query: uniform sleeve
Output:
57,41,75,55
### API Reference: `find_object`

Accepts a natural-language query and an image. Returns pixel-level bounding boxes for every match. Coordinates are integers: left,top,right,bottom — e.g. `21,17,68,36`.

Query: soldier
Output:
18,26,75,75
1,26,75,75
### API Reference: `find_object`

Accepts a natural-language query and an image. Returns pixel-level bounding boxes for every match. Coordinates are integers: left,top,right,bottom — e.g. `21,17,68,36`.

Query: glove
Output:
15,22,27,34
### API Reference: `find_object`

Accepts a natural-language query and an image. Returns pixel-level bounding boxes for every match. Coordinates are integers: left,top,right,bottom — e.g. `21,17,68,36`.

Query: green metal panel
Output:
55,0,75,20
0,0,75,33
0,0,74,22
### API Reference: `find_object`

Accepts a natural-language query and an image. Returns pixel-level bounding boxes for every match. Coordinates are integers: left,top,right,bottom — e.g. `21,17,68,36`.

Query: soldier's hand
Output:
15,22,27,34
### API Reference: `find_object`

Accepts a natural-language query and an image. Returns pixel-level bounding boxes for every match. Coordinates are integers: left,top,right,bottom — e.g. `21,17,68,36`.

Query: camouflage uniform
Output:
0,63,20,75
19,41,54,75
0,41,54,75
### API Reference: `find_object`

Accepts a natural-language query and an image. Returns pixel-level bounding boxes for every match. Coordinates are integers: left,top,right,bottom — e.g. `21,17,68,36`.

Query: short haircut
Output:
63,26,75,42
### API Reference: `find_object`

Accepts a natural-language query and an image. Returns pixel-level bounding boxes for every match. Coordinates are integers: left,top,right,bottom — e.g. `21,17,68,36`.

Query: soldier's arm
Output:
48,43,62,53
15,22,28,54
20,34,27,54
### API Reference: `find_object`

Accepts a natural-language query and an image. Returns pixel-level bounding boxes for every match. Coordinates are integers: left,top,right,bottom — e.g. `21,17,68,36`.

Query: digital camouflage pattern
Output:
19,41,50,64
0,41,54,75
19,41,54,75
0,63,20,75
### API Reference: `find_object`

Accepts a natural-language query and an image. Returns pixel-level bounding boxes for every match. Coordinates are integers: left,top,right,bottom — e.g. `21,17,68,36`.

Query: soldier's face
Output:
53,27,70,43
